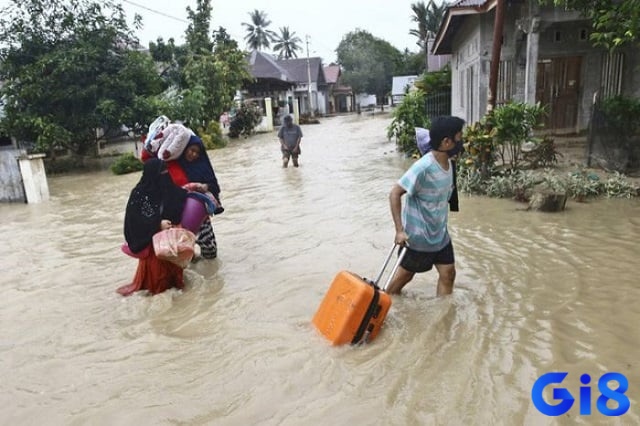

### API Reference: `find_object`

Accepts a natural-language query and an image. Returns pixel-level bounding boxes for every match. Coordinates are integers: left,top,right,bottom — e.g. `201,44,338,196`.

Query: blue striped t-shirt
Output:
398,152,453,252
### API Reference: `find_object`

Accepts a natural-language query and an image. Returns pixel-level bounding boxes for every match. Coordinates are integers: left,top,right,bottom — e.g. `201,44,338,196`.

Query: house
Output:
245,50,296,120
391,75,419,105
432,0,640,133
323,64,355,113
276,57,328,116
244,51,329,117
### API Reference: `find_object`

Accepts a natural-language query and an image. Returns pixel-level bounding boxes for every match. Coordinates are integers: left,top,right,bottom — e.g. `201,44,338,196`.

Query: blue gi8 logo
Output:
532,372,630,416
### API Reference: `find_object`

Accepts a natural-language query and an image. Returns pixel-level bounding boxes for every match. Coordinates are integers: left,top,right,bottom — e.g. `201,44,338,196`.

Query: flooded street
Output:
1,114,639,425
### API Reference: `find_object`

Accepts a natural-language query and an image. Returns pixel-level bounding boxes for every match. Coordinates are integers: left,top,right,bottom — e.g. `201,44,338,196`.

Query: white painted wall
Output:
355,94,377,107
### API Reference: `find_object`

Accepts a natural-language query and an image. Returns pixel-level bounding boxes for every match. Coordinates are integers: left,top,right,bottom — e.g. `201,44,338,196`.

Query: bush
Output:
415,67,451,93
460,120,496,179
523,136,562,168
199,121,227,150
602,172,639,198
111,152,143,175
228,103,263,138
566,169,602,201
592,96,640,172
386,90,429,155
485,102,547,169
484,170,538,200
299,113,320,124
44,156,86,175
457,168,486,195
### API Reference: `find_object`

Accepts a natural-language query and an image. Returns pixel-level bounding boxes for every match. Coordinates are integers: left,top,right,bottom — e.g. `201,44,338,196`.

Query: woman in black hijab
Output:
177,135,222,260
118,158,189,296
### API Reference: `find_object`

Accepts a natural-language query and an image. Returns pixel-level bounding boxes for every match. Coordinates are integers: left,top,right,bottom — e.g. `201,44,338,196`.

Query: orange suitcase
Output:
312,245,406,345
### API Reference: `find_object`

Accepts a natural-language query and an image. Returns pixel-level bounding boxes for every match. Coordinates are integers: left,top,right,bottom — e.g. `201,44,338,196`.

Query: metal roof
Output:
432,0,497,55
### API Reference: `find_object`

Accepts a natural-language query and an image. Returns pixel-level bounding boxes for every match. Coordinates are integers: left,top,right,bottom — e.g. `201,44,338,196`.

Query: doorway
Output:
536,56,582,131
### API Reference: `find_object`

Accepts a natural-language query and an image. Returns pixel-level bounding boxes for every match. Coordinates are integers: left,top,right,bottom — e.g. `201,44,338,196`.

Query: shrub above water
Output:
111,152,143,175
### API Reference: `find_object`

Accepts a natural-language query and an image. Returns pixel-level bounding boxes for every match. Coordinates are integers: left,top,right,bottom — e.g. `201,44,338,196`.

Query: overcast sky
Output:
119,0,428,63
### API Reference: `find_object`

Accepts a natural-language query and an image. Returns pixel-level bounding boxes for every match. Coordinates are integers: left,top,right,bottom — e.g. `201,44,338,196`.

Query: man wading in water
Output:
278,115,303,168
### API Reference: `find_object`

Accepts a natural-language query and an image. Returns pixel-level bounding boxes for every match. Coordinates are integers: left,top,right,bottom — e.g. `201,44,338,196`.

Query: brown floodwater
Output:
1,114,639,425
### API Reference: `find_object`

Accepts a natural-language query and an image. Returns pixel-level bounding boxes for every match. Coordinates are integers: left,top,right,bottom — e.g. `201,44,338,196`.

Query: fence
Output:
587,97,640,172
424,91,451,120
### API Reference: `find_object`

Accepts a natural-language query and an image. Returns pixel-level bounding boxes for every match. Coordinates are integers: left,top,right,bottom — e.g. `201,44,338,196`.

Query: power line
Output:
121,0,188,24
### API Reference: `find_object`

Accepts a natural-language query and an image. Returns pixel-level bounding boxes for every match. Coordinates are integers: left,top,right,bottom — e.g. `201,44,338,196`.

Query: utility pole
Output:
488,0,506,112
305,34,315,117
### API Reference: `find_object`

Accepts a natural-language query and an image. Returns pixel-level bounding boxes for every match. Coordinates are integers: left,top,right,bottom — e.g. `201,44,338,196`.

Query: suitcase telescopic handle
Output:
373,243,407,292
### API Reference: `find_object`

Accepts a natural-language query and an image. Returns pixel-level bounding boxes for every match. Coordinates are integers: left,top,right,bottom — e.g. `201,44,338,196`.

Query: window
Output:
579,29,588,41
459,70,465,108
497,60,514,104
466,66,475,123
601,52,625,97
554,31,562,42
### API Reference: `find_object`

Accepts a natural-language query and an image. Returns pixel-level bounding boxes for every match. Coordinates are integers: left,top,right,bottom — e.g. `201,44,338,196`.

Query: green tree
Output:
409,0,448,72
399,48,427,75
148,37,188,88
242,9,277,50
273,27,302,59
151,1,250,128
181,4,251,125
336,30,404,102
0,0,163,156
210,28,251,117
547,0,640,49
185,0,213,54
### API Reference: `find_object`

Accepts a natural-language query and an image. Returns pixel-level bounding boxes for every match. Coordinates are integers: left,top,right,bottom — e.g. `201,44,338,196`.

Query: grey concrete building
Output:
433,0,640,133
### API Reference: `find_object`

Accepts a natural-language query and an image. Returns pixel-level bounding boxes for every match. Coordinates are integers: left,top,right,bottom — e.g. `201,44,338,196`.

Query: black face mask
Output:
447,139,464,158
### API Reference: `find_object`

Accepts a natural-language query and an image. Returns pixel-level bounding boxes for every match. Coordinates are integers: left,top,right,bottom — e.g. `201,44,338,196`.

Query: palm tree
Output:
242,9,277,50
410,0,448,72
273,27,302,59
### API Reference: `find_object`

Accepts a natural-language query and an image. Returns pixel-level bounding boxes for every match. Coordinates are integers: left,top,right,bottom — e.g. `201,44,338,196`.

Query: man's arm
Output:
278,133,288,151
390,184,409,245
293,126,302,152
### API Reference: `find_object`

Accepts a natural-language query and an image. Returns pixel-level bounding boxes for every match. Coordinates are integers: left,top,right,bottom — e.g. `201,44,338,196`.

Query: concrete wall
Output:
451,15,484,123
449,3,631,132
355,93,377,107
18,154,49,203
98,138,142,157
0,148,26,203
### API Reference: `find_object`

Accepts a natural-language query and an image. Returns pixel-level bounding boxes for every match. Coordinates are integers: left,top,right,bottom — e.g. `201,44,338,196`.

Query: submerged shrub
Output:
602,172,639,198
484,170,538,200
566,169,603,201
457,167,486,195
199,121,227,149
111,152,143,175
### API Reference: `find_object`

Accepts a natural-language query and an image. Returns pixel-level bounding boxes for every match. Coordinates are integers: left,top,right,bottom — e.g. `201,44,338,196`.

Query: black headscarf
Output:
124,158,188,253
178,135,221,199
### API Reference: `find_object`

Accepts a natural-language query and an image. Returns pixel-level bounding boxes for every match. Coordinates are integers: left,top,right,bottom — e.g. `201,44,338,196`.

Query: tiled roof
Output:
432,0,496,54
276,57,326,85
248,50,293,82
323,65,341,84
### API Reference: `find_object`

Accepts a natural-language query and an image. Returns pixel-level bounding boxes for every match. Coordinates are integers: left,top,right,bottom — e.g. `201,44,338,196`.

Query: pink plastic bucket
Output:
181,196,208,233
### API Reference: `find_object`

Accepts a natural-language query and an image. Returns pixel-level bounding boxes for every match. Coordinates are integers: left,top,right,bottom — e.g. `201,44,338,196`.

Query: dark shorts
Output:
400,241,455,273
282,148,300,159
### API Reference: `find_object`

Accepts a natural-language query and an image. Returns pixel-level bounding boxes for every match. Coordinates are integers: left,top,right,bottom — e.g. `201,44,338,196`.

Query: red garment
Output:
140,148,152,162
166,160,189,186
117,246,185,296
139,150,189,186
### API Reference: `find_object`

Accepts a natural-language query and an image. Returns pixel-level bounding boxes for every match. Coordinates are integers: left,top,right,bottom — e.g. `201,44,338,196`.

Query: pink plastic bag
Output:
152,228,197,268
